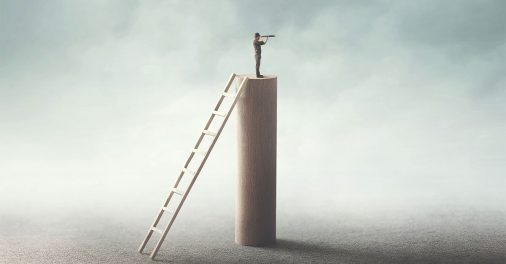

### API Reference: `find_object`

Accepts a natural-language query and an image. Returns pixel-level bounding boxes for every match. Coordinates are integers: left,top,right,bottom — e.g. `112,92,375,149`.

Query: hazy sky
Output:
1,1,505,215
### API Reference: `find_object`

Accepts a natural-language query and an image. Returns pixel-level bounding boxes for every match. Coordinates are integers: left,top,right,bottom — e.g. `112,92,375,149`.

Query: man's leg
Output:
255,55,263,78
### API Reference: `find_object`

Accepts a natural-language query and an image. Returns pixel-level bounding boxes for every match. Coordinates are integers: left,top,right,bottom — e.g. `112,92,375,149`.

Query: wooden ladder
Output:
138,73,249,260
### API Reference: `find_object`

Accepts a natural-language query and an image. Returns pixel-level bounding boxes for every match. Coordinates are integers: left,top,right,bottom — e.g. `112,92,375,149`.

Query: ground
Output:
1,201,504,264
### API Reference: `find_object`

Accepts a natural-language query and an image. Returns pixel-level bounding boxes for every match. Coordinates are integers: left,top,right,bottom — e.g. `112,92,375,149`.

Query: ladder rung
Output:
182,168,196,175
192,148,207,155
172,187,184,195
213,111,226,117
222,92,236,98
161,207,174,214
151,227,163,234
203,130,217,137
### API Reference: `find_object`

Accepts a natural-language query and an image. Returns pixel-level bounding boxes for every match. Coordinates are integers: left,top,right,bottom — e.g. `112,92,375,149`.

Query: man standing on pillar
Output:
253,32,269,78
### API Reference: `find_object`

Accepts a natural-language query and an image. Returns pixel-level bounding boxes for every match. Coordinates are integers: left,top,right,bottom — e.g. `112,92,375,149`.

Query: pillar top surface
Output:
238,74,277,80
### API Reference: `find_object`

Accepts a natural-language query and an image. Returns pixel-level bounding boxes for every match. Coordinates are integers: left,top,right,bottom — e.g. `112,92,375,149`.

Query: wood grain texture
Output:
235,75,277,246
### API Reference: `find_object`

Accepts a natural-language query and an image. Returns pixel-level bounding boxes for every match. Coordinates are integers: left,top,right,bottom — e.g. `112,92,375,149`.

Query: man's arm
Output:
255,39,266,45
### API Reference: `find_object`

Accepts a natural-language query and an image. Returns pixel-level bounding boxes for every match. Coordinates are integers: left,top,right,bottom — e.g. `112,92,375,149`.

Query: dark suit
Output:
253,39,265,76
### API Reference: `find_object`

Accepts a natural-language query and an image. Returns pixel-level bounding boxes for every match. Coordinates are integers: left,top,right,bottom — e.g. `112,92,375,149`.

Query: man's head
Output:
254,32,260,40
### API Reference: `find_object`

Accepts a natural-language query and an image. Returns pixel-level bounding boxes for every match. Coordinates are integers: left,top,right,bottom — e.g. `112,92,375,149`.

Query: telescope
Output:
261,35,276,37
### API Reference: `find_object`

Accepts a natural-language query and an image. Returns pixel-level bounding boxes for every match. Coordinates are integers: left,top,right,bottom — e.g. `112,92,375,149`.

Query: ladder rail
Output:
138,73,236,254
163,73,237,207
172,73,237,190
148,76,249,259
213,73,237,112
139,74,248,258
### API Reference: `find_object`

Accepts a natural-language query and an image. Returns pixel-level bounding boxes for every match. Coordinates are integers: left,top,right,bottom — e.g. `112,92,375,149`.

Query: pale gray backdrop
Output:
1,1,505,263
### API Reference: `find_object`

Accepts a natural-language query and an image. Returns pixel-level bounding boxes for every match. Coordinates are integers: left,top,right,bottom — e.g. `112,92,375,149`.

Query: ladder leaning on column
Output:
138,73,249,260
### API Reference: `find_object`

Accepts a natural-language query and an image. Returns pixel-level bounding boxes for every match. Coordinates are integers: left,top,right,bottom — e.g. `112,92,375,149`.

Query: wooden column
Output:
235,75,277,246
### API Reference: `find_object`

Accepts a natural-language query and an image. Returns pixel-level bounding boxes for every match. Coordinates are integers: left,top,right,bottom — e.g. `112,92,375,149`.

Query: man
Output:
253,32,269,78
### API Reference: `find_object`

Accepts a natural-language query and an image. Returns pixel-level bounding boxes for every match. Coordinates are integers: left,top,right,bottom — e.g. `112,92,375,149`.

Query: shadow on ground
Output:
154,237,505,264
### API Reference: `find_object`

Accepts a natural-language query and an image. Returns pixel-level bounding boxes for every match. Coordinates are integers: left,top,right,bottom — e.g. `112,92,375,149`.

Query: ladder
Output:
138,73,249,260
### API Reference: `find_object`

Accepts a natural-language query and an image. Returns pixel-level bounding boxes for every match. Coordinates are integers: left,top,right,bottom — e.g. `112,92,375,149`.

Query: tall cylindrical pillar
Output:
235,75,277,246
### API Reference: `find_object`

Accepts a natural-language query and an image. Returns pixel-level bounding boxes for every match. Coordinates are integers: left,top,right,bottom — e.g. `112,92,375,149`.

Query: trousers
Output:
255,54,261,76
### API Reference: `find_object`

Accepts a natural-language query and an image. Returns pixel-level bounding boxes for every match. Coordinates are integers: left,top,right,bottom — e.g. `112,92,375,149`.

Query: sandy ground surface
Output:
1,202,505,264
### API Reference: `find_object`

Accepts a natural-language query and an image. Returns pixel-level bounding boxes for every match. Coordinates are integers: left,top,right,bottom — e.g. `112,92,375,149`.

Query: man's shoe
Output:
256,74,264,78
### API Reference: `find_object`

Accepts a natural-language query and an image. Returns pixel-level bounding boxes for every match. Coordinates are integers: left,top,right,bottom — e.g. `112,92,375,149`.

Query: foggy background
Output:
1,1,505,263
